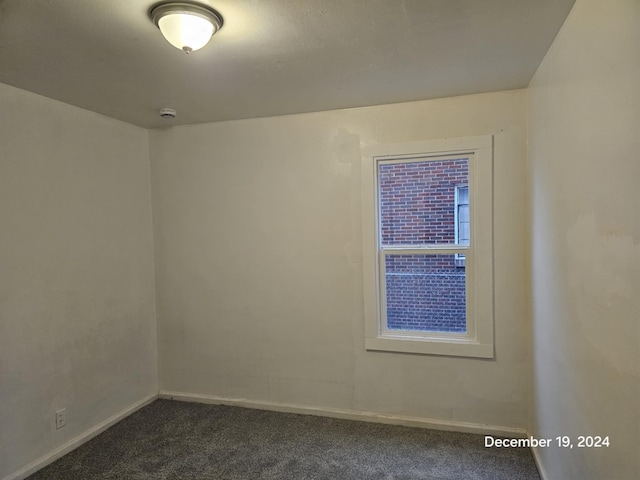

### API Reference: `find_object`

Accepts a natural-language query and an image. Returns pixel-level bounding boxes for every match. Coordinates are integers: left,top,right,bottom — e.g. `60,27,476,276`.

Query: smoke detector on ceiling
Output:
159,108,177,118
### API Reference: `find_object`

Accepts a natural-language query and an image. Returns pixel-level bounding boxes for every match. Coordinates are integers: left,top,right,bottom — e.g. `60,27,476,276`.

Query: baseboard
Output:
4,393,157,480
530,444,550,480
159,390,527,438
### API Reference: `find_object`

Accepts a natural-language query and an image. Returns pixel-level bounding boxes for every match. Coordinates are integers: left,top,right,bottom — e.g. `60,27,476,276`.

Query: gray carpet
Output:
28,399,541,479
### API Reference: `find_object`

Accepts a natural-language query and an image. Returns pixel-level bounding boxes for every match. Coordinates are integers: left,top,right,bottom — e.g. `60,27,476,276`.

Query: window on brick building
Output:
362,136,494,358
455,185,469,267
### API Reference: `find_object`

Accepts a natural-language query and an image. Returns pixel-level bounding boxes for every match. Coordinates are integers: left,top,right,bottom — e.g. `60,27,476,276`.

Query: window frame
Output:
361,135,494,358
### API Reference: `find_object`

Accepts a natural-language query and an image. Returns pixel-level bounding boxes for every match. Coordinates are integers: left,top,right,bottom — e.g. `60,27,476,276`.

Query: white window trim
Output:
361,135,494,358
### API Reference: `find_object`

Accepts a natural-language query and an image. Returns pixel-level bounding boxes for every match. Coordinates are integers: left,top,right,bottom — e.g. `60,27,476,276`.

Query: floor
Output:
28,399,541,479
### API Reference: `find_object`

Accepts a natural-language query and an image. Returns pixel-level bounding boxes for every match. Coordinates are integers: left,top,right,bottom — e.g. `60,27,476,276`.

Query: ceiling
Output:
0,0,575,128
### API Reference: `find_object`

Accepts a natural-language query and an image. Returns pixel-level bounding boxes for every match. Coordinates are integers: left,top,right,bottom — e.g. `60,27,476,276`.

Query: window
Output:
362,136,494,358
455,185,469,267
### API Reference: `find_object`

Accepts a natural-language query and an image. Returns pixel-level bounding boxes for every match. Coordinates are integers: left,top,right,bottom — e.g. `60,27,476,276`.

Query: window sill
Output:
365,335,494,359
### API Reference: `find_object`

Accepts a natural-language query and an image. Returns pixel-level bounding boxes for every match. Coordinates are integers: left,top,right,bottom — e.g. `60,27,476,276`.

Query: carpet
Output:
28,399,540,479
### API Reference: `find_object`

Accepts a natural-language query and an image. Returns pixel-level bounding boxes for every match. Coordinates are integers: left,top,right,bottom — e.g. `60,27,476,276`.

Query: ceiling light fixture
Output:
149,2,223,54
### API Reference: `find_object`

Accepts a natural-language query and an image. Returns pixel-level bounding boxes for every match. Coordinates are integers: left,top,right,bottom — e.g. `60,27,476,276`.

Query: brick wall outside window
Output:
378,159,468,332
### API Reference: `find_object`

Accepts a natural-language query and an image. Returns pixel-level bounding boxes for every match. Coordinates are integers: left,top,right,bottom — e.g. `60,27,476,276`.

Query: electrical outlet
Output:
55,409,66,429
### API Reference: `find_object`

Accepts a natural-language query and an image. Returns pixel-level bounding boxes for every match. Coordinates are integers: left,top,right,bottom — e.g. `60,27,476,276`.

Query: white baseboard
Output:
531,445,549,480
4,393,157,480
159,390,527,438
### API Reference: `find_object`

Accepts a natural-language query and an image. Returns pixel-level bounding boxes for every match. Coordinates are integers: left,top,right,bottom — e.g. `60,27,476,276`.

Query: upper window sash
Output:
376,155,470,249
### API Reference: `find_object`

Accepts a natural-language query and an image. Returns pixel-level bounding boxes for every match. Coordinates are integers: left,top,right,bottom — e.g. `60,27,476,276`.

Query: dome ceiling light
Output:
149,2,223,54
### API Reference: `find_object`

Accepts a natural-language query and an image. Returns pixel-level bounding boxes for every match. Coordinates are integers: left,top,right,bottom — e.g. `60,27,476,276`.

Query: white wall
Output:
0,83,158,479
527,0,640,478
149,90,530,430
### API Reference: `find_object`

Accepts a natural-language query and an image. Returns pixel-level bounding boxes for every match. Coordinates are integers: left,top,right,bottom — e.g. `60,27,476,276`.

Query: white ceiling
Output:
0,0,575,128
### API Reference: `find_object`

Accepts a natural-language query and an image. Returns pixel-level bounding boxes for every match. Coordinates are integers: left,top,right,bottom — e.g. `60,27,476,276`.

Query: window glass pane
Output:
385,254,466,333
456,186,469,253
378,158,469,245
457,186,469,204
458,205,470,223
458,205,470,244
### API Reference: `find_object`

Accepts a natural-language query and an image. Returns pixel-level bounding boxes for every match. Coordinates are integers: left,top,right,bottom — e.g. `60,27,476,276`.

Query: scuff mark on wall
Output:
332,127,361,166
566,212,640,376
